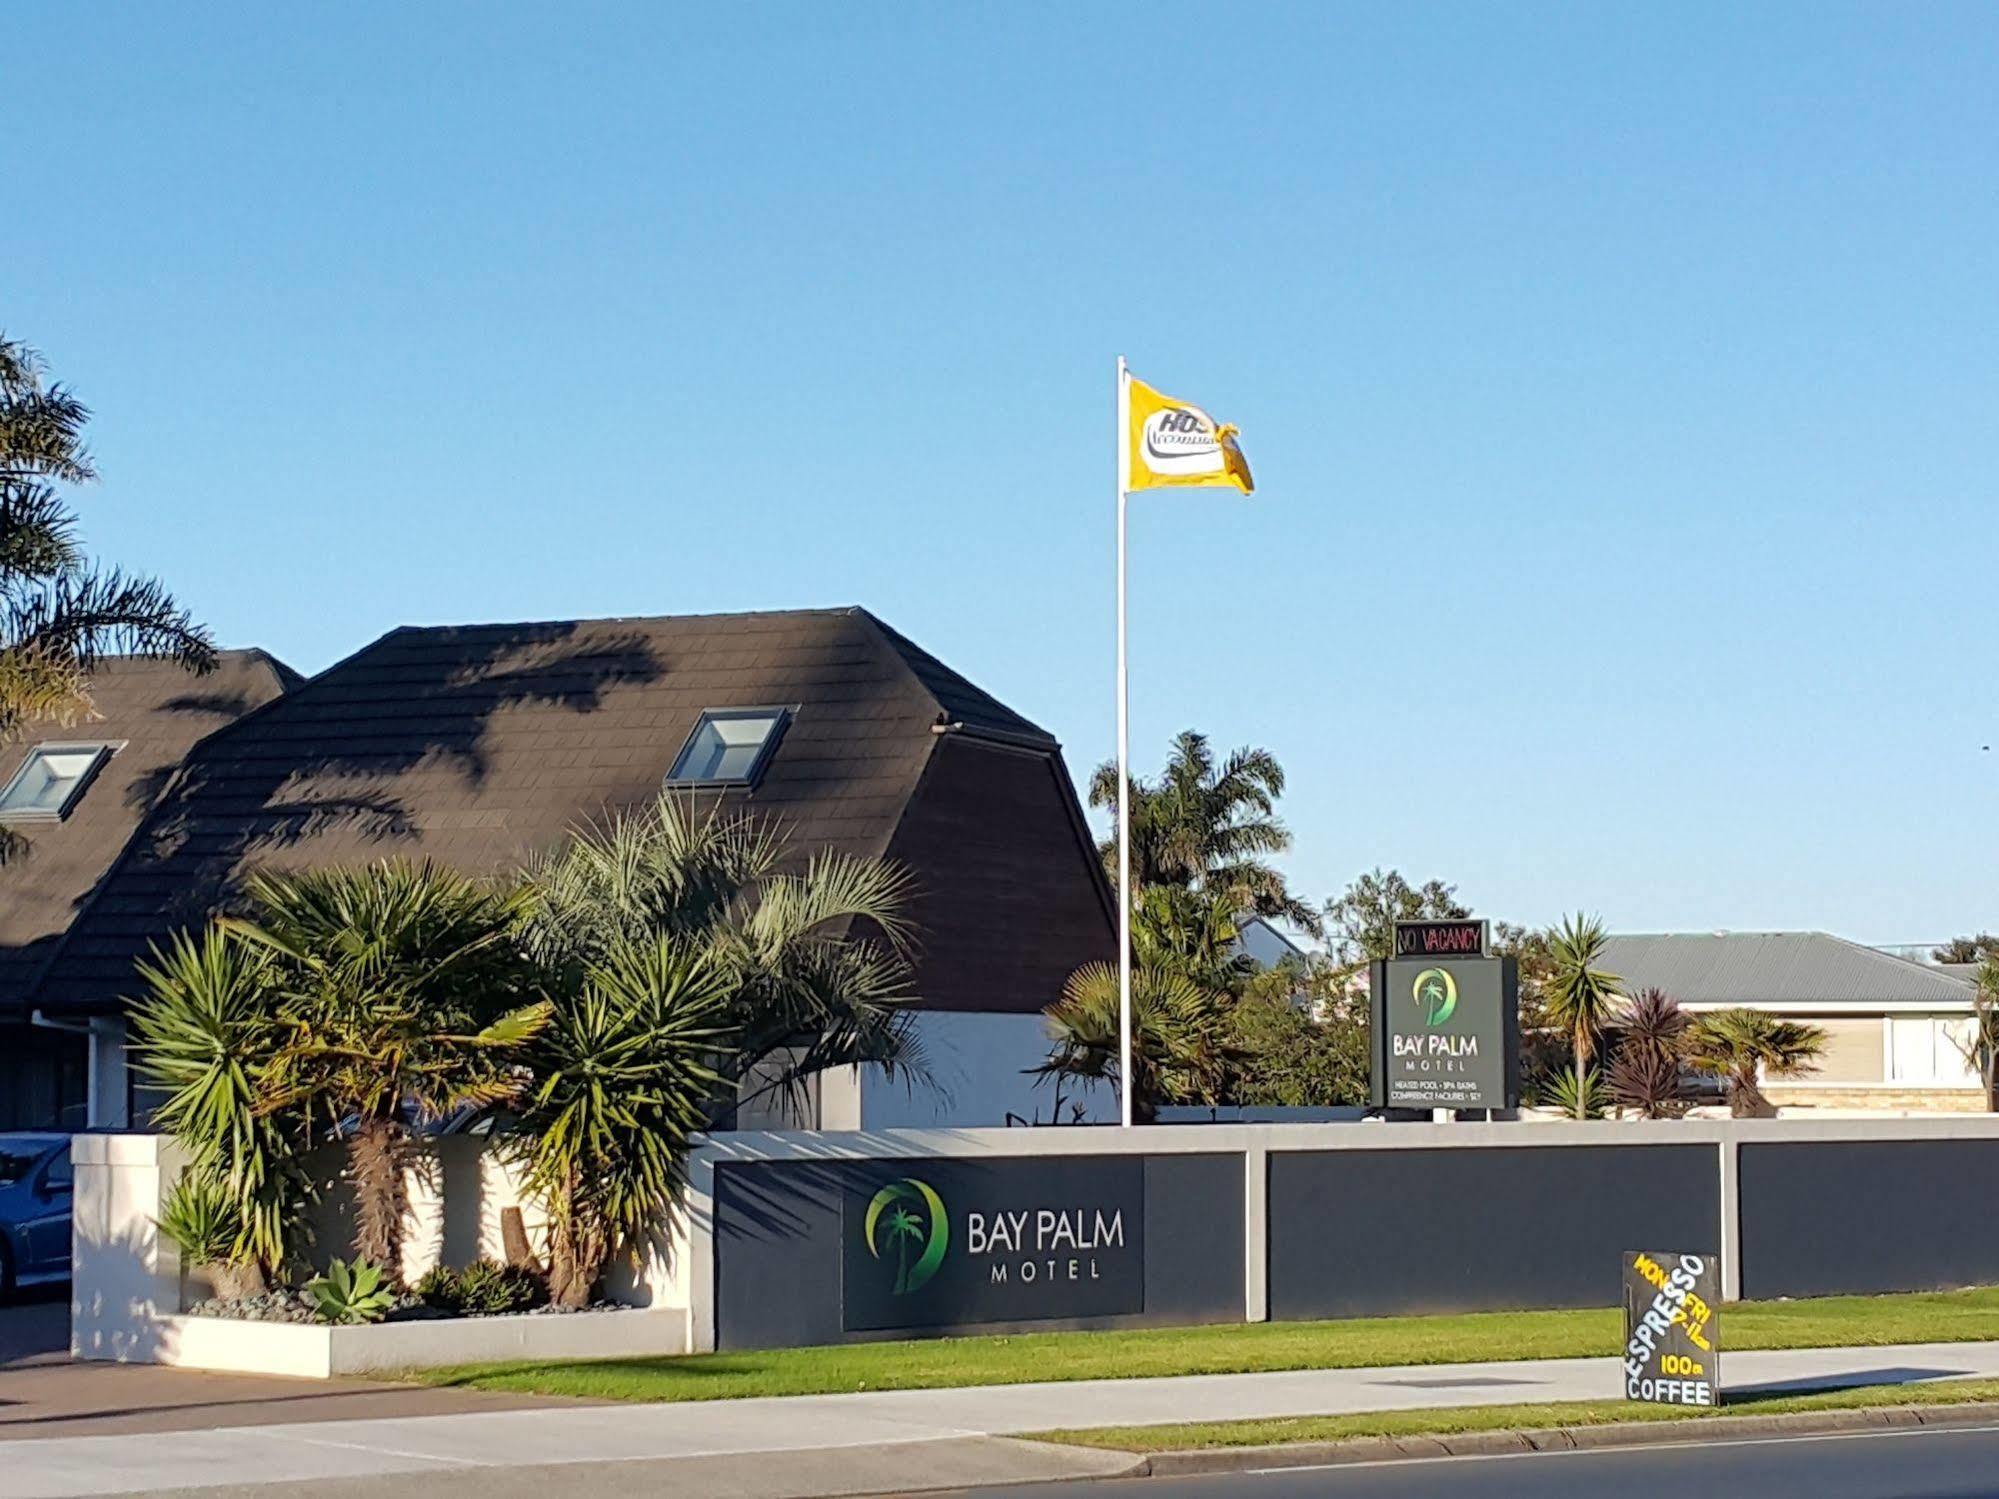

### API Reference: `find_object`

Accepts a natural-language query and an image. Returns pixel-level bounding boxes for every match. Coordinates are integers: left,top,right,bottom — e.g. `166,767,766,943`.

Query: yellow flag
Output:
1124,372,1253,494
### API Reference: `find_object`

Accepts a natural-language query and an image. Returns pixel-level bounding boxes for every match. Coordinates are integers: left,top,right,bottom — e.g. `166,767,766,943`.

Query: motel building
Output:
2,609,1118,1133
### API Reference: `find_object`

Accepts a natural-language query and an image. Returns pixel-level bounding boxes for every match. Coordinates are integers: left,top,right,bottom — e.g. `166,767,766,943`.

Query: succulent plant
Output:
306,1258,396,1325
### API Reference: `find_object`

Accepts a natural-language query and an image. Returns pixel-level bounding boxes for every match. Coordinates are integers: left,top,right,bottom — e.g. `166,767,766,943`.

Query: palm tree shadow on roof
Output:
120,623,669,934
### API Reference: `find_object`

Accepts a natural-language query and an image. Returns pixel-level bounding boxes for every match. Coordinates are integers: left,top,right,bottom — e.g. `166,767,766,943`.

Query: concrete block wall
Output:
686,1115,1999,1352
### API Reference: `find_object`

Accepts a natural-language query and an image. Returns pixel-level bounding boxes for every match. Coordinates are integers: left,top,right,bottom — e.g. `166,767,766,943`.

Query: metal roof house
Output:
21,608,1116,1130
0,652,298,1129
1604,931,1984,1110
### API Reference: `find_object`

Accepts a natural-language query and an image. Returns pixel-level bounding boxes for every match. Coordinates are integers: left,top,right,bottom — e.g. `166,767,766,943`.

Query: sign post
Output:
1622,1250,1721,1407
1369,920,1518,1113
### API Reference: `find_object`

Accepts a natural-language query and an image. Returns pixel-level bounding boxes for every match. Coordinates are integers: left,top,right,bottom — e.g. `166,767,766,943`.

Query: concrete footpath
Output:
7,1340,1999,1499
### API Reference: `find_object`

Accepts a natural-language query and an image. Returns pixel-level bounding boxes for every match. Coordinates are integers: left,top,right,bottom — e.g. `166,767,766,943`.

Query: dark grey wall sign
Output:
1622,1250,1720,1406
1371,956,1519,1109
710,1153,1240,1349
841,1155,1144,1332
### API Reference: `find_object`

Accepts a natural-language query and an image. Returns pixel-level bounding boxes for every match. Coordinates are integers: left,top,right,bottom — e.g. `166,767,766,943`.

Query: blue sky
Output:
10,4,1995,943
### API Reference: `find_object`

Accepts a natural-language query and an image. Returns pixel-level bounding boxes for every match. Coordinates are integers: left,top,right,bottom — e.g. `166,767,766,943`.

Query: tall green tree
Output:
1544,913,1622,1119
1323,868,1470,968
223,862,550,1283
0,336,212,756
1225,979,1372,1108
1089,730,1320,936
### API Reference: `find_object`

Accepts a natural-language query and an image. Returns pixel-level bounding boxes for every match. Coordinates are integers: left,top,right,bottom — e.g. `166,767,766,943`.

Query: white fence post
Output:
1718,1132,1742,1302
1243,1141,1269,1322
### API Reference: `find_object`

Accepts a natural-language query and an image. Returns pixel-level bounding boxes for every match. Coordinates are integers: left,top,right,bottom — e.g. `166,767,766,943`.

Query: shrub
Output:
157,1172,241,1267
307,1258,396,1325
1542,1063,1609,1120
414,1259,546,1316
1607,988,1694,1119
158,1170,268,1299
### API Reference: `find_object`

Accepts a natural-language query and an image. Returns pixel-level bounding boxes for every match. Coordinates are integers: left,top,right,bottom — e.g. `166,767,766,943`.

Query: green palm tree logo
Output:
1413,967,1458,1027
863,1178,949,1294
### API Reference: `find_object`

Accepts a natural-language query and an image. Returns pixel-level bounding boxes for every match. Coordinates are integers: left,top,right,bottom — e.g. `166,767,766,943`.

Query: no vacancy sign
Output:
1622,1250,1721,1406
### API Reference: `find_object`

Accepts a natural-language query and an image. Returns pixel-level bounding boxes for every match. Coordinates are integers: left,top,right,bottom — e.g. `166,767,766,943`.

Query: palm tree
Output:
512,796,924,1303
520,793,926,1120
1684,1008,1827,1118
1089,730,1320,936
1544,914,1621,1118
1129,883,1258,996
223,862,549,1282
1034,961,1244,1123
1606,988,1693,1119
886,1206,925,1292
511,936,730,1306
0,336,212,753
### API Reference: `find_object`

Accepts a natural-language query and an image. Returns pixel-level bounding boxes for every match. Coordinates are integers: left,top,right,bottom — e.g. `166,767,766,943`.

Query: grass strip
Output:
1033,1376,1999,1451
412,1285,1999,1403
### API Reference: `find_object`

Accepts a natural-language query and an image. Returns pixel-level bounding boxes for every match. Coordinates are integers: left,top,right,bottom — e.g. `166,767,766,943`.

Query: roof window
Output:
666,708,790,787
0,743,113,822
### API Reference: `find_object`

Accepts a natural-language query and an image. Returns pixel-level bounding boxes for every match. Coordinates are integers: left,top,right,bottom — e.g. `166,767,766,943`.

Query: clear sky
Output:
10,4,1995,945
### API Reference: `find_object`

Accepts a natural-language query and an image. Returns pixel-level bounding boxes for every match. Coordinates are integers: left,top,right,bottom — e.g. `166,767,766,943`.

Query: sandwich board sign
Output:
1622,1250,1721,1406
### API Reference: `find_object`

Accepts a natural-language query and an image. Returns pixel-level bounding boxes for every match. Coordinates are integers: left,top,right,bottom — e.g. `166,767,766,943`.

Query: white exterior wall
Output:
1681,1004,1983,1095
854,1010,1115,1129
733,1013,1109,1130
72,1130,692,1369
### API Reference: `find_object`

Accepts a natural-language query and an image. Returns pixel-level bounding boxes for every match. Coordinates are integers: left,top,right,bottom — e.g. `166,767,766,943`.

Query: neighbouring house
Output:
24,609,1116,1130
1603,931,1985,1112
0,652,298,1129
1234,914,1308,972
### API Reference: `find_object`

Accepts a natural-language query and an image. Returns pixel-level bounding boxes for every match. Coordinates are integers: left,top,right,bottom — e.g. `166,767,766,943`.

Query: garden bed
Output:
148,1306,689,1378
184,1289,634,1324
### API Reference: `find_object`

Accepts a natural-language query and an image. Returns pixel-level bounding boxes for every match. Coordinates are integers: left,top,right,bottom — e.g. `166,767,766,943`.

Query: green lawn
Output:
1036,1375,1999,1452
413,1285,1999,1403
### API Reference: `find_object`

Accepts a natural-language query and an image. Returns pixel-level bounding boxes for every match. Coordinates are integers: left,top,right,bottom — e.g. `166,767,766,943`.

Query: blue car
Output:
0,1133,72,1299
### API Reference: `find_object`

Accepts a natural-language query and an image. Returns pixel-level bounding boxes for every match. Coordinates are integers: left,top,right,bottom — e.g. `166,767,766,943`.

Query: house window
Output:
665,708,790,787
0,744,112,822
1888,1015,1981,1087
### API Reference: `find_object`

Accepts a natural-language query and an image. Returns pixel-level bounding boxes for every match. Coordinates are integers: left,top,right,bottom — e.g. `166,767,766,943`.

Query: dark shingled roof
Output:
0,651,297,1013
32,607,1112,1017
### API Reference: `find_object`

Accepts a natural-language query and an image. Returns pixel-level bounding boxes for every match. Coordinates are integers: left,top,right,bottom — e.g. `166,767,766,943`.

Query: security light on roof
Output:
0,744,113,822
666,708,790,787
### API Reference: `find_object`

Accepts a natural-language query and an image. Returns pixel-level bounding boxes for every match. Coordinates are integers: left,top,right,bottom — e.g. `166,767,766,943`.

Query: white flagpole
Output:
1115,355,1134,1128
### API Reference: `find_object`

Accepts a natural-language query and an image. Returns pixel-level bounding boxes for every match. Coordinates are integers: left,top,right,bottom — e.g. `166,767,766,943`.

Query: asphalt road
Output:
956,1423,1999,1499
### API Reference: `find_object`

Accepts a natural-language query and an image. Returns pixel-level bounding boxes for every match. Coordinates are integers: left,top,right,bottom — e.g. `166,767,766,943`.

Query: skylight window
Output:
0,744,112,822
666,708,790,787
